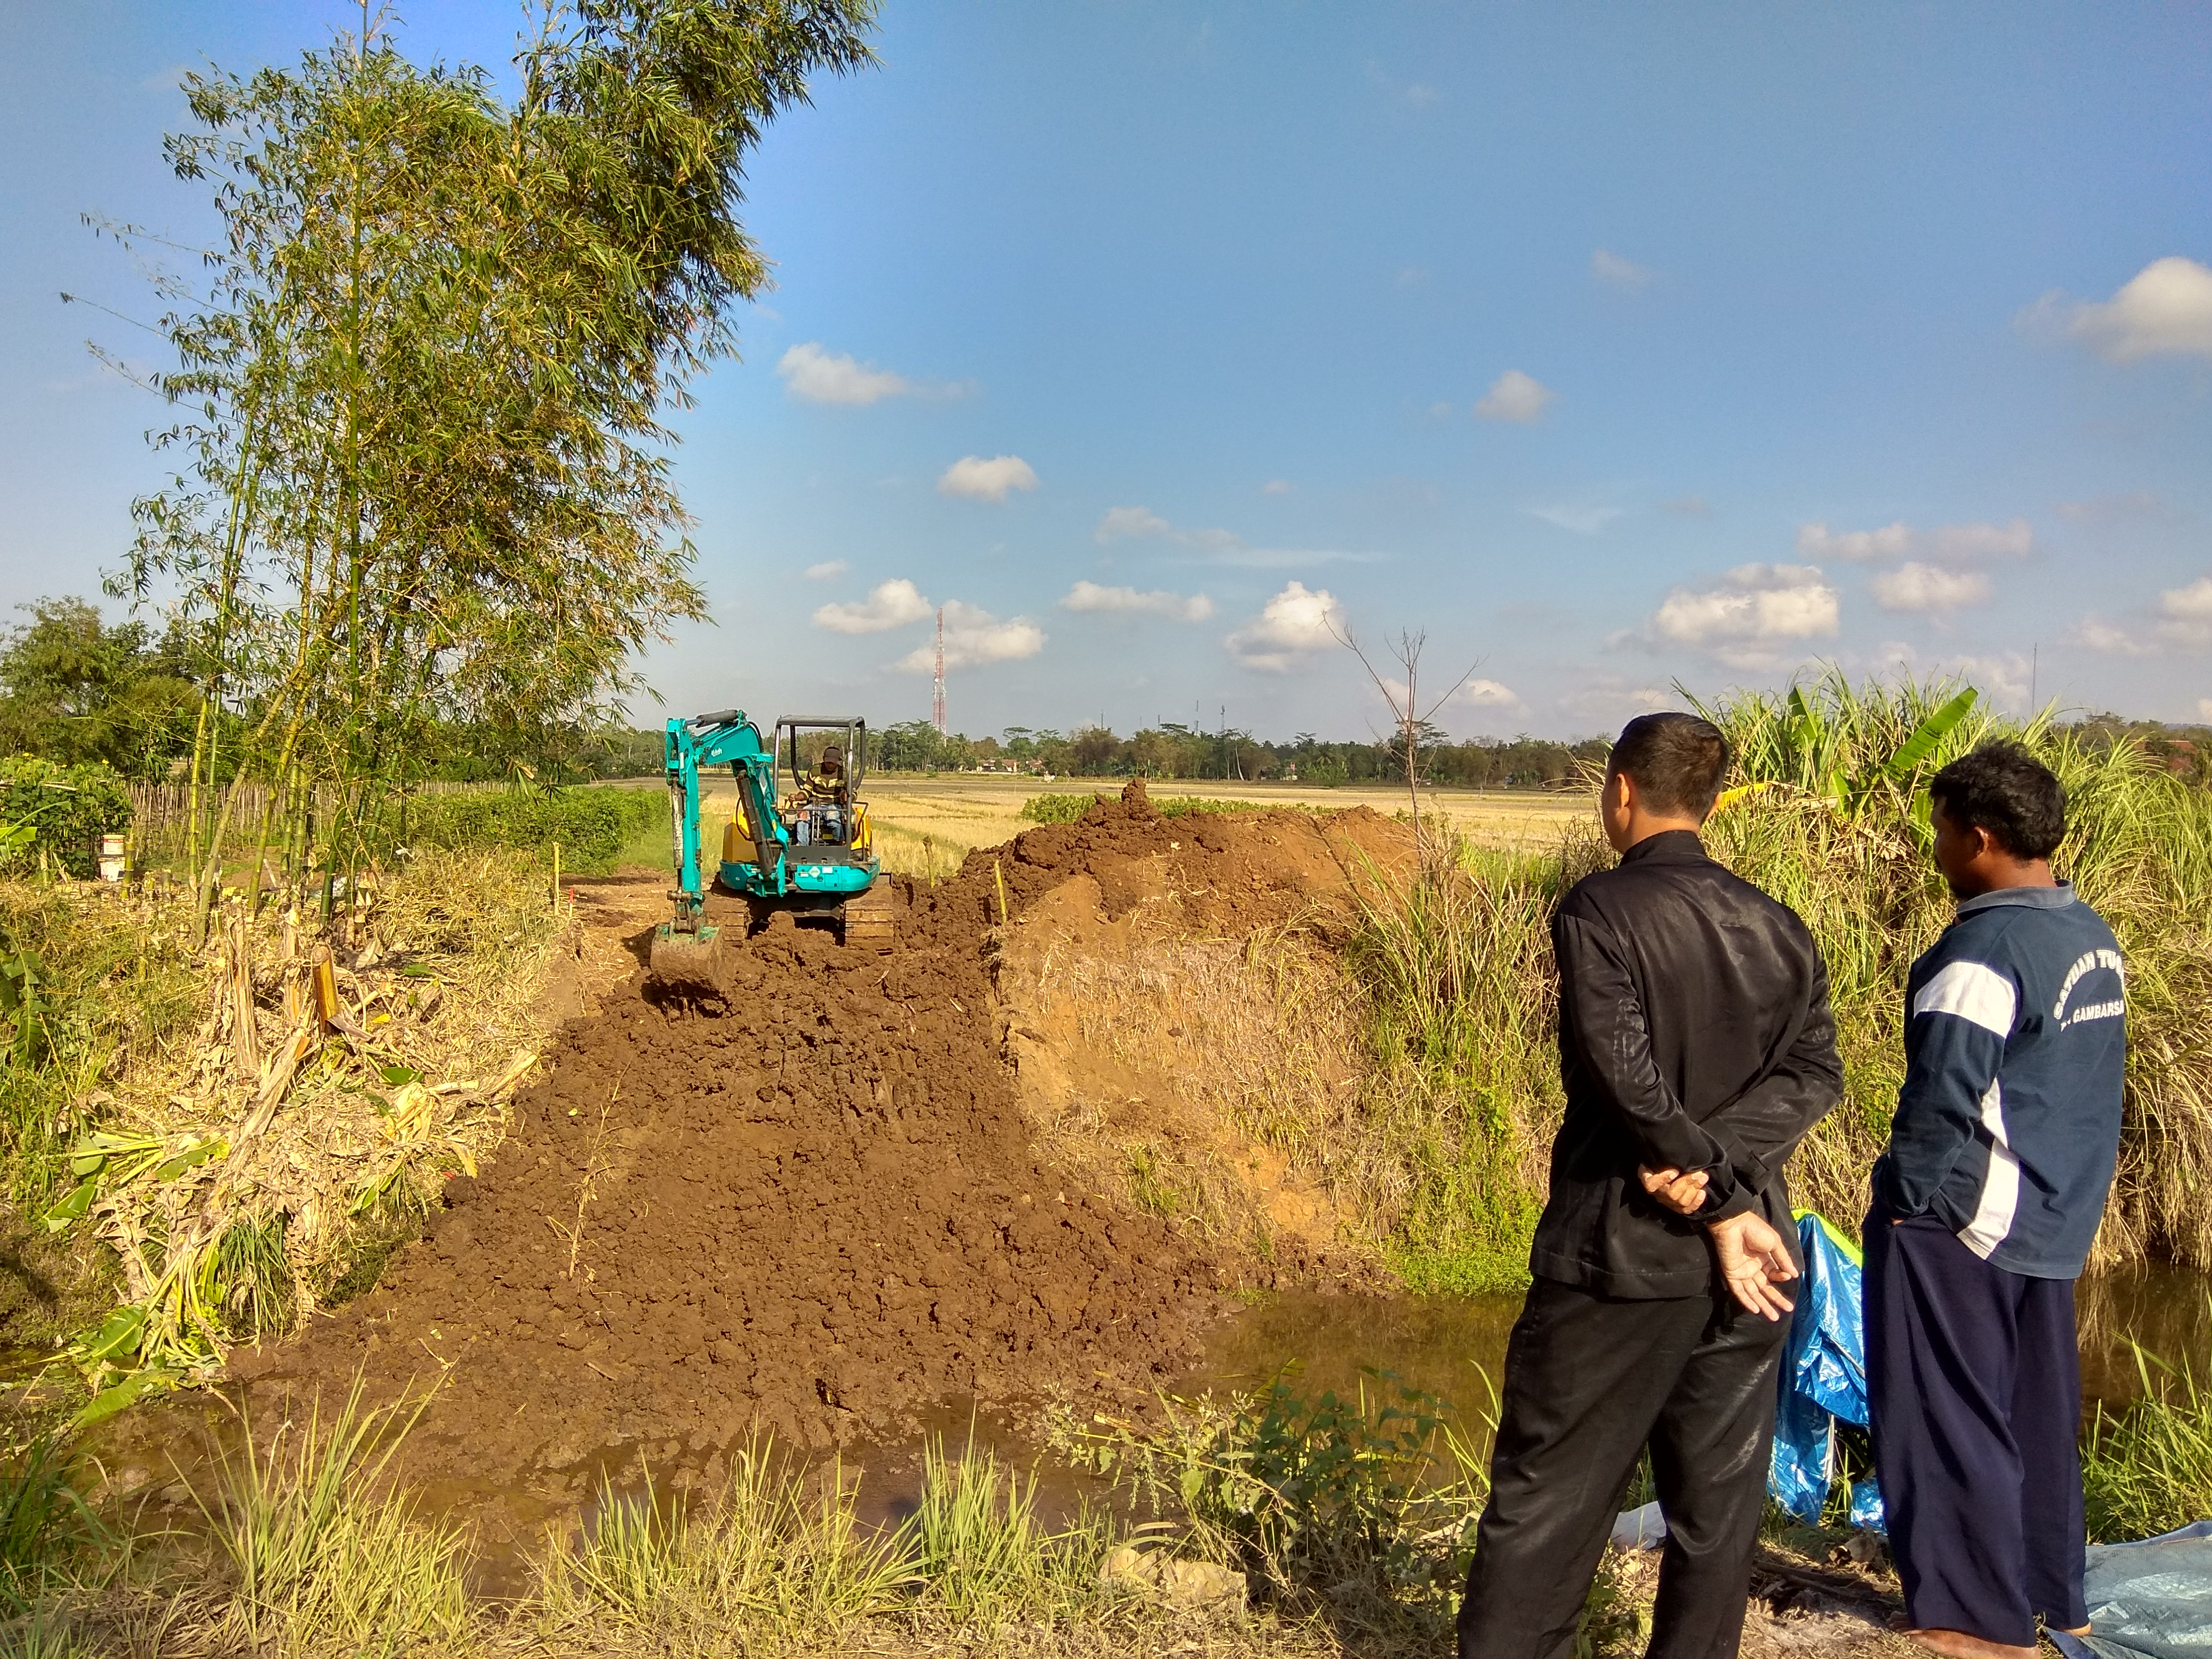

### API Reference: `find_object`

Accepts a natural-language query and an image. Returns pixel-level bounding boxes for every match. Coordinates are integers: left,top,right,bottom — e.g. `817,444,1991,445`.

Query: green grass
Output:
202,1382,468,1649
0,1435,105,1615
396,784,665,875
1020,791,1310,826
1340,833,1606,1293
2084,1334,2212,1543
1339,671,2212,1290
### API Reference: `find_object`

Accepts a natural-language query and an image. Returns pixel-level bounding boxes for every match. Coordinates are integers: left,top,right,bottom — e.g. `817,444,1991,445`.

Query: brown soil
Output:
230,784,1413,1493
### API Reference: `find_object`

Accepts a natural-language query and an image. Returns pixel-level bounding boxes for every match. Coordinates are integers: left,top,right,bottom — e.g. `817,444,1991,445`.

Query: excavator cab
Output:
772,717,873,855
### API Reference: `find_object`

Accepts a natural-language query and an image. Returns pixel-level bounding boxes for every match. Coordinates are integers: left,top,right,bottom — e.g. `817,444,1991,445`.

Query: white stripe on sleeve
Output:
1958,1077,2021,1259
1912,959,2017,1038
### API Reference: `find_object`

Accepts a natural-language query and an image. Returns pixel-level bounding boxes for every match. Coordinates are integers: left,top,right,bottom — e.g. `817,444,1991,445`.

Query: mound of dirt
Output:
232,786,1413,1490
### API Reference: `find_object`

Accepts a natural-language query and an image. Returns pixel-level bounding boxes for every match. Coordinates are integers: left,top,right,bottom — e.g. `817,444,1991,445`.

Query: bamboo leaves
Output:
112,5,876,920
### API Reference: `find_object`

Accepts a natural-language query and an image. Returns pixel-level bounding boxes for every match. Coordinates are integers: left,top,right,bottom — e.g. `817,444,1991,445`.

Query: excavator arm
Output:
664,710,782,933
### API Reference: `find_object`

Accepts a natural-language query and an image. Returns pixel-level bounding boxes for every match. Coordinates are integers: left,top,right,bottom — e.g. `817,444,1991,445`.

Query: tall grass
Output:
0,884,199,1214
6,1377,1644,1659
1343,834,1607,1292
0,1436,105,1615
203,1383,468,1650
2083,1342,2212,1544
1701,672,2212,1266
537,1443,913,1640
1346,671,2212,1285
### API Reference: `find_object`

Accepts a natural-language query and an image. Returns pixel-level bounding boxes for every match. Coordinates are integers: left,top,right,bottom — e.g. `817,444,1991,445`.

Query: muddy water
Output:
1187,1267,2212,1442
52,1267,2212,1601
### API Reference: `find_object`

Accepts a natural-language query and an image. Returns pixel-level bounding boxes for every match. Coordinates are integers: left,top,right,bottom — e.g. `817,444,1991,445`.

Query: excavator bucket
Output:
648,923,726,996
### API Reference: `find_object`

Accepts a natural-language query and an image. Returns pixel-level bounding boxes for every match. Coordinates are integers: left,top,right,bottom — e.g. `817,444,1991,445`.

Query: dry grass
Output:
21,849,572,1405
1009,923,1371,1261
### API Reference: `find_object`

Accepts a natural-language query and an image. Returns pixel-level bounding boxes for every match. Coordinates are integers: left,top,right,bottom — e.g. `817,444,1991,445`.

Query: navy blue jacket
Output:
1873,883,2125,1278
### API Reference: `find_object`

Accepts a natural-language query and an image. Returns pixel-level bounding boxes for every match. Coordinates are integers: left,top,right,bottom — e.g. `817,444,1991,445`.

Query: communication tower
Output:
931,607,946,734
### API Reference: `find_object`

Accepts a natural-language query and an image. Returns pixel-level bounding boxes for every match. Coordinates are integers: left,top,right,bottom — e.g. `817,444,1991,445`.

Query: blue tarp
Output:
1767,1211,1885,1530
2049,1521,2212,1659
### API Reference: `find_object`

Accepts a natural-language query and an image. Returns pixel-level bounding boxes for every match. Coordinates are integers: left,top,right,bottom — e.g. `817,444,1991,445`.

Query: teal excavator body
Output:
649,709,893,991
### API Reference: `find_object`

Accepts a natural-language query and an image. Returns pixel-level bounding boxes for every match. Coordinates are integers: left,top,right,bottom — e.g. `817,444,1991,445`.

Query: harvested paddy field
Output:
230,784,1417,1492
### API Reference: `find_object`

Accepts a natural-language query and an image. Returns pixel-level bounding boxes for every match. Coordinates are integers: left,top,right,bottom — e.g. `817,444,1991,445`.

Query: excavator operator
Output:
798,744,849,805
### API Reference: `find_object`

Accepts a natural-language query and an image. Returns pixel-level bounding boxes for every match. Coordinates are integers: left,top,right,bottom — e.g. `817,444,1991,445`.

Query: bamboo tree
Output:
111,3,877,932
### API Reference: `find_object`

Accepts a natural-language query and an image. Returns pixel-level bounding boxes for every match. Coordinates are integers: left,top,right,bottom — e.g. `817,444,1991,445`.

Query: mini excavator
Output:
648,710,896,992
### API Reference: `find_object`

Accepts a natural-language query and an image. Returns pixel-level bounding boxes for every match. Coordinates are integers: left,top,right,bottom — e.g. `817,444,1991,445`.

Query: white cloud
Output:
2022,256,2212,364
1560,682,1675,724
1945,653,2032,710
1591,249,1654,291
811,577,933,634
1526,504,1623,535
1473,369,1554,424
777,342,913,405
1095,505,1171,542
1797,518,2031,565
1796,521,1914,562
803,559,849,581
1060,581,1213,622
1225,581,1344,672
1404,82,1439,108
2071,617,2154,657
937,455,1038,502
1460,678,1521,708
2200,700,2212,723
1929,519,2033,562
890,601,1044,673
2056,492,2167,523
2159,575,2212,646
1869,562,1992,614
1660,495,1713,517
1649,564,1839,668
1261,479,1294,496
1091,505,1364,568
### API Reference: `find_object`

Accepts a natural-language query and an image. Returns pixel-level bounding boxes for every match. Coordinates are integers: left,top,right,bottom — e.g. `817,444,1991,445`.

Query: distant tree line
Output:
870,717,1613,789
11,604,2207,797
0,597,664,785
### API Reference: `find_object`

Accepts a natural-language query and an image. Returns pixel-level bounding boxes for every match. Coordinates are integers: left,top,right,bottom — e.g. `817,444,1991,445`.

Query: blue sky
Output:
3,3,2210,742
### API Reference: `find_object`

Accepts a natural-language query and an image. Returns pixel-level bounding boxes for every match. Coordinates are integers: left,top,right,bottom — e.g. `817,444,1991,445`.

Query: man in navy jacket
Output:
1867,742,2126,1659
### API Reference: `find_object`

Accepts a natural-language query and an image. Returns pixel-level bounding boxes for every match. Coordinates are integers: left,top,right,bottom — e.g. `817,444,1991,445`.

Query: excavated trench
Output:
228,784,1415,1504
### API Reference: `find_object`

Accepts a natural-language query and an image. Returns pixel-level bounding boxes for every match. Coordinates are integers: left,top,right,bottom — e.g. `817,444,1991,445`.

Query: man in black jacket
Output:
1457,713,1844,1659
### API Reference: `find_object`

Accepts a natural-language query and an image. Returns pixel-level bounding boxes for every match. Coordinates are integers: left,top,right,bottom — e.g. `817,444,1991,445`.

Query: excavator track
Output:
841,882,897,952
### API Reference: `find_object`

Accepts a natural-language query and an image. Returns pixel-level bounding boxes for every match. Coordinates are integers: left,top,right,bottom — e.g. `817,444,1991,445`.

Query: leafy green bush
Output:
397,786,663,874
0,756,133,879
1019,793,1107,825
1019,792,1303,826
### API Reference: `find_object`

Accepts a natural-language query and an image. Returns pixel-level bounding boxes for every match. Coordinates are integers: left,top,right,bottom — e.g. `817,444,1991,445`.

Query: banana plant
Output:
0,926,46,1067
1697,672,1985,824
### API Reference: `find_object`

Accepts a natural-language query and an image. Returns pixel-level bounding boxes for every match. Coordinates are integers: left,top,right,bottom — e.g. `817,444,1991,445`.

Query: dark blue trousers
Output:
1864,1210,2088,1647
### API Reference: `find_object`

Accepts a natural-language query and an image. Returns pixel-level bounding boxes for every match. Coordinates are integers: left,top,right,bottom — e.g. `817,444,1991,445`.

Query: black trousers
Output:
1864,1210,2088,1646
1456,1276,1790,1659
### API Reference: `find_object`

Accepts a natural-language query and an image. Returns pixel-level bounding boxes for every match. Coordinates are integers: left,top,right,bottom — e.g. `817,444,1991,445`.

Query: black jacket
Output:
1530,830,1844,1297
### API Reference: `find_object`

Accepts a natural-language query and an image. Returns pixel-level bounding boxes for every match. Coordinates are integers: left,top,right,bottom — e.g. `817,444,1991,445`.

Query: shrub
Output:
1019,791,1300,826
0,757,133,879
397,786,663,874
